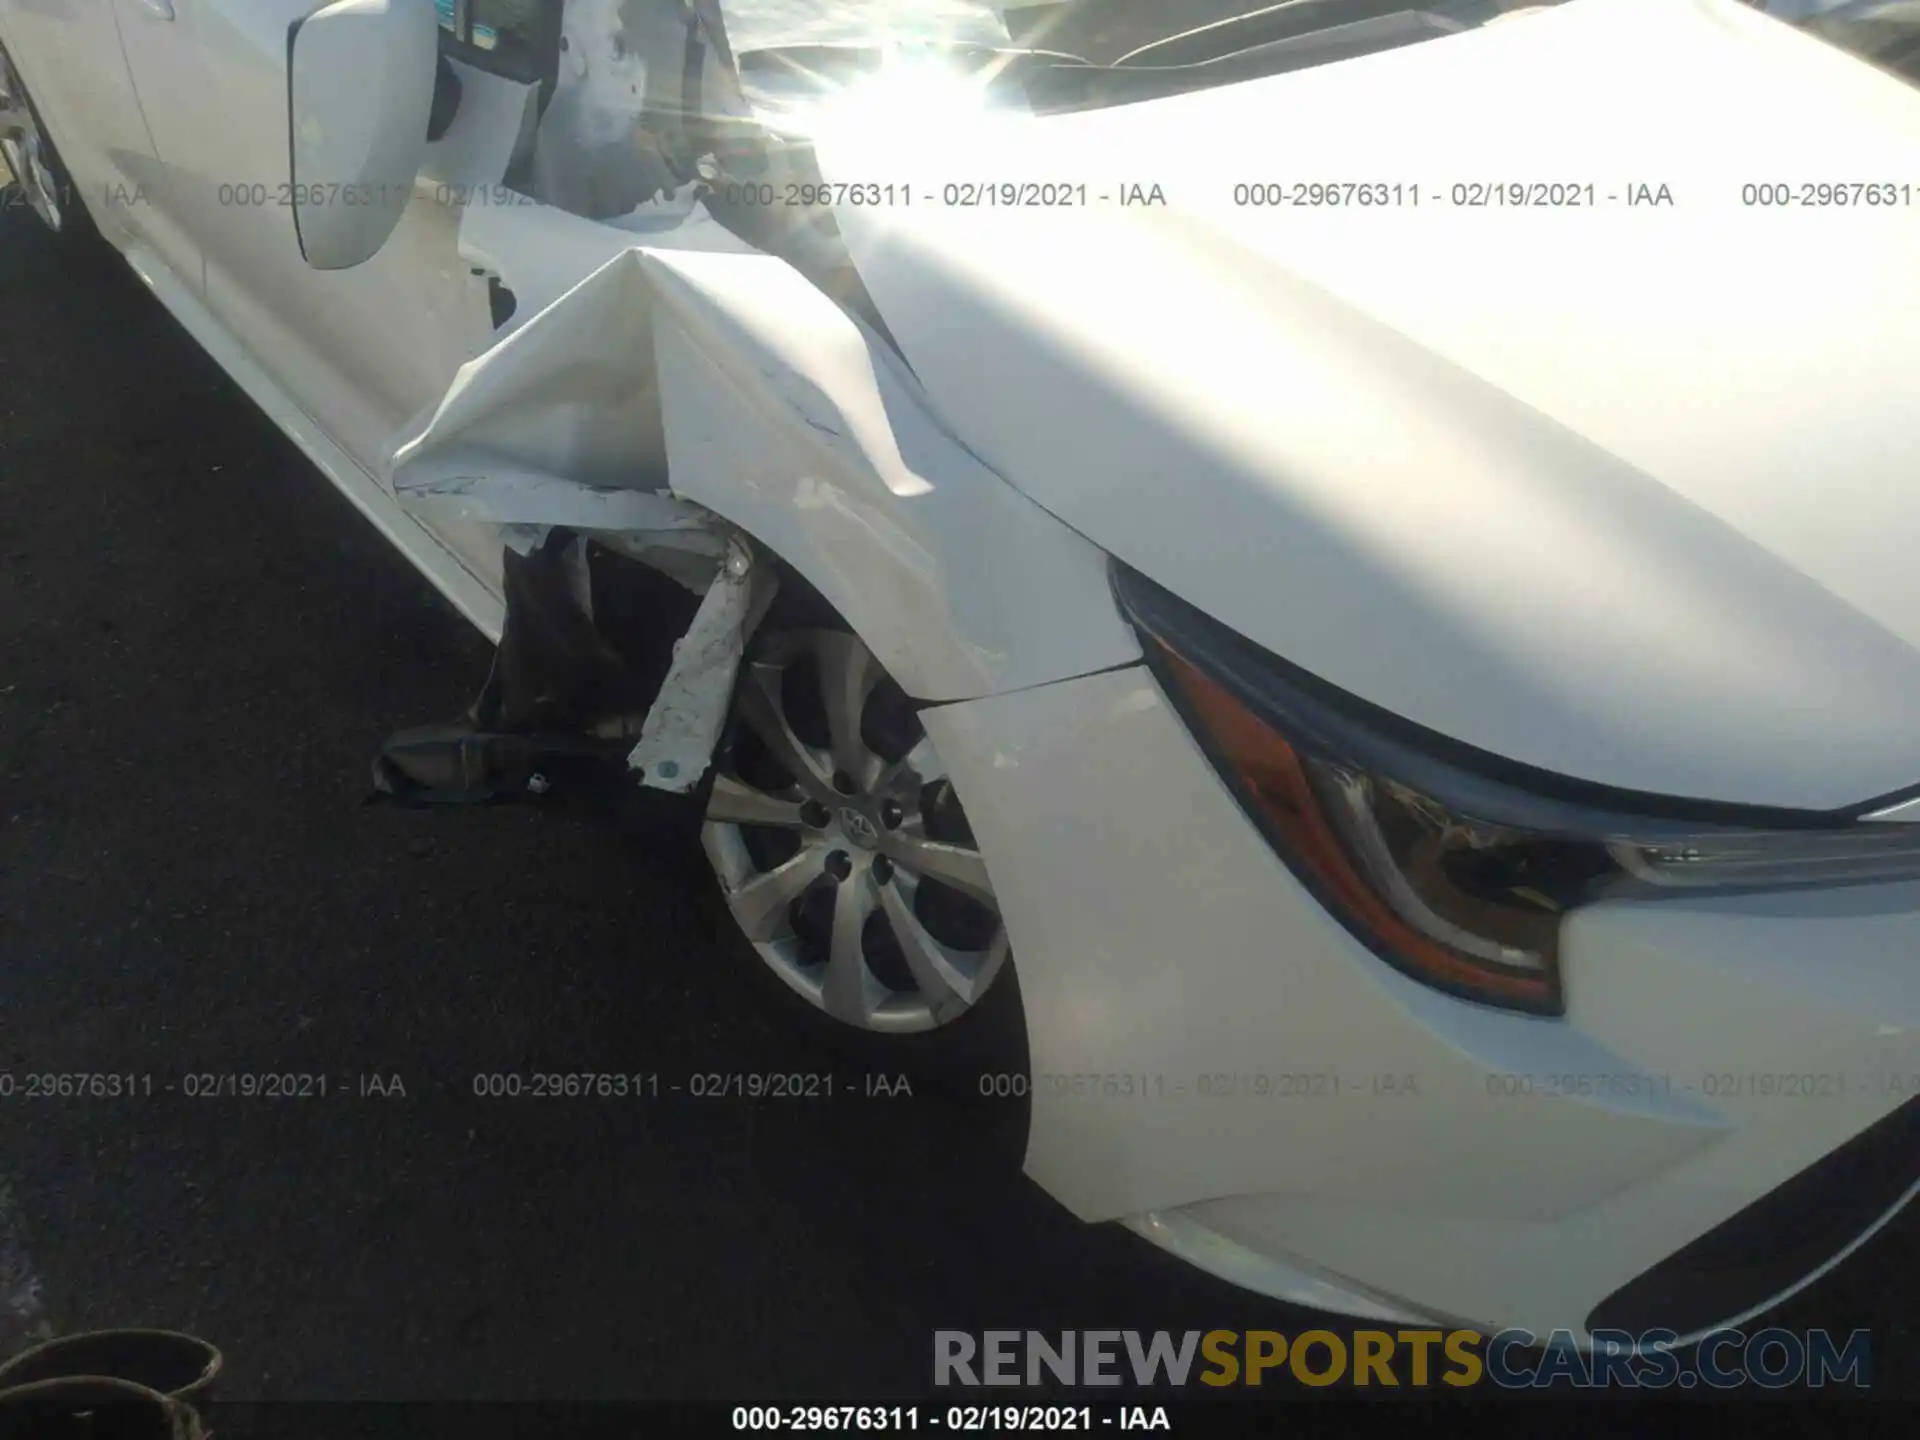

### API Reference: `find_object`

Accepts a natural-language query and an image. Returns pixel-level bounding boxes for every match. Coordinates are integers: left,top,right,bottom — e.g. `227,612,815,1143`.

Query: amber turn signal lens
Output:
1153,639,1563,1014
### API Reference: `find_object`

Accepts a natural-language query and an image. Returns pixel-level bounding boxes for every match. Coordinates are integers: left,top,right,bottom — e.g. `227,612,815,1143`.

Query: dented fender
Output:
394,228,1138,705
640,246,1140,702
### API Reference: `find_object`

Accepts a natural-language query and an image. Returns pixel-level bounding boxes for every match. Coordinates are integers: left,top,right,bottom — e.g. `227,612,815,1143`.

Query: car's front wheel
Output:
700,625,1025,1079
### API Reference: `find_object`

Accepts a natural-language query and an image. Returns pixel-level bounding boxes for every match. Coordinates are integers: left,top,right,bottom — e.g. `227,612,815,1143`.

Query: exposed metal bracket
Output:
627,534,776,793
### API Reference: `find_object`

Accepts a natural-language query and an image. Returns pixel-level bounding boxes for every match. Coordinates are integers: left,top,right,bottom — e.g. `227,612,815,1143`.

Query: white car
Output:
5,0,1920,1345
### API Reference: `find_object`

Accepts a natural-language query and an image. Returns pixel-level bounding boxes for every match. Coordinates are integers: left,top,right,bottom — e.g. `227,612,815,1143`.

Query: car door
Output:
111,0,499,480
0,0,184,263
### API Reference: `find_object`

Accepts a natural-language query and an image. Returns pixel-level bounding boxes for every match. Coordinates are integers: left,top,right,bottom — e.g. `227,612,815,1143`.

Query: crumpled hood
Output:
819,0,1920,812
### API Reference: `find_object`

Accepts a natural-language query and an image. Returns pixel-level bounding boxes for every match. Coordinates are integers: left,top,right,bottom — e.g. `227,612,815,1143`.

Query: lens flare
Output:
756,44,1015,158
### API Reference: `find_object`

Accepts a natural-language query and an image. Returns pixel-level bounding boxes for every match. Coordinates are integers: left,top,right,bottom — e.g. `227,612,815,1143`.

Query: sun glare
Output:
776,45,1014,163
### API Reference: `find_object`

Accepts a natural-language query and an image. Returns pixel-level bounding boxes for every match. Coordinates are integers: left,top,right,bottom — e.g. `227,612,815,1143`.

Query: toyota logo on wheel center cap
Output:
839,807,879,849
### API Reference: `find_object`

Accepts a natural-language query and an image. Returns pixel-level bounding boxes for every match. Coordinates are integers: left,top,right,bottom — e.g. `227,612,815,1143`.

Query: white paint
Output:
119,239,507,640
827,0,1920,809
926,664,1920,1336
391,247,673,493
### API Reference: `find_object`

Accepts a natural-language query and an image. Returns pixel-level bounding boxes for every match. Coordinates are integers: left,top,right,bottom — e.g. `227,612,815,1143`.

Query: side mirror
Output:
288,0,438,271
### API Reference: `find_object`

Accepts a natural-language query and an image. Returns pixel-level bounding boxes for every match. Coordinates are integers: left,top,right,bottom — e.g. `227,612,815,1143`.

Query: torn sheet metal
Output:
397,186,1135,712
393,467,713,534
638,244,1144,703
391,247,673,492
386,241,732,604
627,534,774,792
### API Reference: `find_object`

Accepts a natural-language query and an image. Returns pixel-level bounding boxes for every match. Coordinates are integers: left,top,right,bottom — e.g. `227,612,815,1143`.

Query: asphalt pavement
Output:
0,187,1915,1406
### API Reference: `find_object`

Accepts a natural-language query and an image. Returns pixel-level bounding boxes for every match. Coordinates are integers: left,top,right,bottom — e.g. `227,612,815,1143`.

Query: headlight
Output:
1113,564,1920,1016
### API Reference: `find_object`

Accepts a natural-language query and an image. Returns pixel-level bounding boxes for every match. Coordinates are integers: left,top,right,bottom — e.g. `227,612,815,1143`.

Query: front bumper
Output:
921,664,1920,1340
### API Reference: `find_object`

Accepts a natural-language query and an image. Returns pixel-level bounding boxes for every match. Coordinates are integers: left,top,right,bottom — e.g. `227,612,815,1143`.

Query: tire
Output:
0,39,97,246
696,612,1029,1091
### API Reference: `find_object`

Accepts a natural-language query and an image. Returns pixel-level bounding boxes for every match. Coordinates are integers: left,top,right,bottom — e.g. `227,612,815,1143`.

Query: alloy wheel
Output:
701,629,1010,1034
0,46,63,234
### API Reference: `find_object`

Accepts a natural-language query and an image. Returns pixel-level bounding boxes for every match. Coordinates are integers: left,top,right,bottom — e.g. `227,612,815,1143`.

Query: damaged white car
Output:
6,0,1920,1343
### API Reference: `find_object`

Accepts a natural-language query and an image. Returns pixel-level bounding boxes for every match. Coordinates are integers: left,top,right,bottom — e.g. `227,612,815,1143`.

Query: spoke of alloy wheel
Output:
736,660,839,805
725,843,829,941
706,773,809,830
879,824,996,906
820,869,882,1026
877,879,978,1014
814,631,883,791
